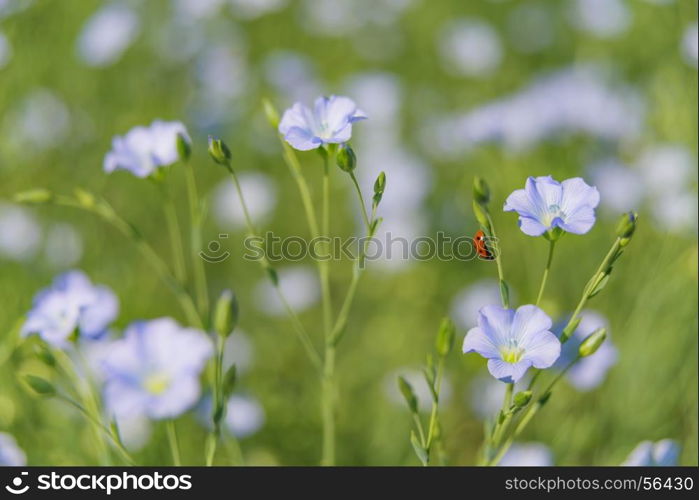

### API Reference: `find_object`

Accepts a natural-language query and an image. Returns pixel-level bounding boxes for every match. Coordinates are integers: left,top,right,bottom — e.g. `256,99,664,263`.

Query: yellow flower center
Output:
144,373,170,395
500,340,525,364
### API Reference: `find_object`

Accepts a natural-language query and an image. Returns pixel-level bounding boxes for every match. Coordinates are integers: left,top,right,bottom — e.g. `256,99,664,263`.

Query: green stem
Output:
280,141,321,238
348,171,371,232
166,420,182,466
53,196,203,328
535,239,556,306
163,194,188,285
425,358,445,451
413,413,427,447
320,152,335,466
485,214,508,308
224,167,321,368
184,163,210,320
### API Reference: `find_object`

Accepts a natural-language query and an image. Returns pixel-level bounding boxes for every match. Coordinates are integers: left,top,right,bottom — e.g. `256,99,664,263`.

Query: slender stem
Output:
53,196,203,328
56,395,135,465
163,193,188,284
486,214,508,308
280,141,320,239
224,167,321,368
535,239,556,306
413,413,427,447
184,163,210,320
425,358,445,450
503,382,513,411
320,154,333,333
166,420,182,466
206,334,225,466
348,171,371,232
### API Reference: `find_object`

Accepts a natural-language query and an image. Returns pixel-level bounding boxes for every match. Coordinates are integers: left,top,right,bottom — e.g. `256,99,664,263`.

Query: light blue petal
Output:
561,177,600,213
518,216,548,236
503,188,536,217
487,358,532,383
278,102,310,135
283,127,322,151
522,330,561,369
147,376,201,420
560,204,596,234
478,305,514,347
462,327,500,358
653,440,679,466
511,304,552,344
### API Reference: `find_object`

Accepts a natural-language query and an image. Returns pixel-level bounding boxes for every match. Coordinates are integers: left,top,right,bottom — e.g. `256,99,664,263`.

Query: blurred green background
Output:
0,0,697,465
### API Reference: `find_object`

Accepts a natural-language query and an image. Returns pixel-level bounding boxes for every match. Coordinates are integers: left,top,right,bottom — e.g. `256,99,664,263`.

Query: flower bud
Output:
616,211,638,239
14,189,52,204
373,171,386,206
177,133,192,162
472,200,491,230
560,316,582,343
208,136,231,166
262,98,280,129
579,327,606,357
34,344,56,367
397,376,418,414
336,144,356,172
213,289,239,338
513,390,532,408
473,176,490,205
74,188,96,209
435,317,455,357
24,374,55,397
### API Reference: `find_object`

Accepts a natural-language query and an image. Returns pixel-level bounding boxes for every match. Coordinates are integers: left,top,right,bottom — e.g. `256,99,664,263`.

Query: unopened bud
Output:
262,99,280,129
74,188,96,209
213,289,239,338
397,376,418,414
579,327,606,357
373,171,386,206
208,136,231,166
14,189,52,204
473,176,490,205
435,317,455,357
24,374,55,397
560,316,582,343
616,211,638,239
513,390,532,408
472,200,491,230
177,133,192,162
336,144,356,172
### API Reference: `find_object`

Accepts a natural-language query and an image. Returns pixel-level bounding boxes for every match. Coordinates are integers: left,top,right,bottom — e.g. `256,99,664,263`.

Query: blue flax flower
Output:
504,176,600,236
278,95,366,151
22,270,118,347
103,120,190,177
622,440,679,466
101,318,213,420
463,304,560,383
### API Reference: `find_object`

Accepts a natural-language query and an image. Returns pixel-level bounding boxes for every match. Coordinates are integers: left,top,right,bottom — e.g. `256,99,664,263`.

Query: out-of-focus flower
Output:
450,279,503,331
44,223,83,269
263,51,321,104
588,159,644,214
504,176,600,237
278,95,366,151
223,331,254,375
300,0,414,37
174,0,225,20
469,376,509,420
229,0,287,19
114,414,152,451
507,4,554,54
76,3,140,67
463,305,560,383
22,270,119,347
196,44,248,101
101,318,213,420
225,395,265,438
345,73,402,125
438,19,502,77
498,442,553,466
556,311,618,391
652,192,698,233
0,433,26,466
0,30,12,69
255,266,319,315
3,89,71,154
103,120,190,178
569,0,631,39
681,23,698,67
636,145,695,197
622,440,680,466
212,173,277,230
384,368,453,412
0,203,41,261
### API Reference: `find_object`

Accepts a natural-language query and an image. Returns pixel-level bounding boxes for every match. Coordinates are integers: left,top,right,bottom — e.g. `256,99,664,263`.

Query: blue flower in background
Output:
0,432,26,466
497,442,553,466
504,176,600,236
22,270,118,347
103,120,190,178
100,318,213,420
463,304,560,383
555,311,618,391
622,440,680,466
278,95,366,151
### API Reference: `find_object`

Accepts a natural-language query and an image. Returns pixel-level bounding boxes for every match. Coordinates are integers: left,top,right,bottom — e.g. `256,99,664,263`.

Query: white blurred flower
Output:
196,44,248,100
114,414,152,451
255,266,319,315
636,145,696,196
229,0,287,19
623,439,680,466
76,3,140,67
652,191,698,233
507,4,554,54
569,0,631,39
174,0,225,20
226,395,265,438
345,72,402,124
5,89,71,152
588,159,645,214
223,330,254,375
438,19,502,77
498,442,553,466
301,0,414,37
263,51,321,103
44,223,83,269
384,368,452,412
0,203,41,261
0,30,12,69
212,172,277,230
450,279,503,331
469,375,507,420
682,23,698,67
0,432,26,466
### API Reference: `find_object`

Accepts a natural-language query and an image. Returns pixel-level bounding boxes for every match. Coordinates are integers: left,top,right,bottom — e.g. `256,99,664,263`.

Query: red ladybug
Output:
473,230,494,260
